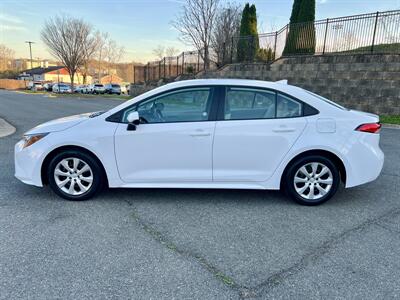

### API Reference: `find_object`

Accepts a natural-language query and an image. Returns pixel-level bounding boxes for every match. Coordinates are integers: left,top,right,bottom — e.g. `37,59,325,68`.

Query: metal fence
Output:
135,9,400,83
134,49,217,83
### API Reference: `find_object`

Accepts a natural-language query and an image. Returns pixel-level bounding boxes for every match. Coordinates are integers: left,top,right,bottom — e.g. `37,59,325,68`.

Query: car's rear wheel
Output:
283,155,340,206
47,151,104,200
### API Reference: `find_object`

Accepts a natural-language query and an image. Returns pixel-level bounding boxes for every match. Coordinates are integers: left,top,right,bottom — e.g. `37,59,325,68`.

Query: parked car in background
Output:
15,79,384,205
78,85,89,94
52,83,71,93
120,85,127,95
91,84,106,94
43,83,54,92
104,84,122,95
74,85,87,93
27,81,44,91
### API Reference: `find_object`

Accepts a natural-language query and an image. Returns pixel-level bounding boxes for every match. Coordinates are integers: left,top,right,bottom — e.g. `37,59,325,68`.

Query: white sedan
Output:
15,79,384,205
52,83,71,93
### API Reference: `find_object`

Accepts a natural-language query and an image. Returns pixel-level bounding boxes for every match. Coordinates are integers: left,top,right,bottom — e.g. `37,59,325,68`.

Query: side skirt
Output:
111,182,279,190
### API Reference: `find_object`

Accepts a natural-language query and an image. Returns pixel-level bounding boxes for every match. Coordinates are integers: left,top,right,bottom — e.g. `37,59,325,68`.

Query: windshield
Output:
305,90,348,110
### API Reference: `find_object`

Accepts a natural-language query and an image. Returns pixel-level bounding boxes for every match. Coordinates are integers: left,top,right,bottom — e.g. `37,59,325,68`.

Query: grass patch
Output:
15,90,46,95
16,90,131,100
215,272,235,286
380,115,400,125
342,43,400,53
57,93,131,100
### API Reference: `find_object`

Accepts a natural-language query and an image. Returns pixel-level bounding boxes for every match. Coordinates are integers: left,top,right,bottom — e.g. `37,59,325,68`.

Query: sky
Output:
1,0,399,63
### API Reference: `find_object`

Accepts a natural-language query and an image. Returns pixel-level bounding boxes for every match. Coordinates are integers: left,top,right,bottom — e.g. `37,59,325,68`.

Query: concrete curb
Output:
382,124,400,129
0,118,16,138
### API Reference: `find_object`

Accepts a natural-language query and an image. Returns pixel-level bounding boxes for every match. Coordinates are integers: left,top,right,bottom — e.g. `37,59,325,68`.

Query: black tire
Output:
47,150,105,201
283,155,340,206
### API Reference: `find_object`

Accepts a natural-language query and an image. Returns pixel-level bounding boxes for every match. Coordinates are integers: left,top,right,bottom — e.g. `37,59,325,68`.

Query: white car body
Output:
15,79,384,203
52,83,71,93
120,85,128,95
90,84,105,94
28,81,44,91
74,85,87,93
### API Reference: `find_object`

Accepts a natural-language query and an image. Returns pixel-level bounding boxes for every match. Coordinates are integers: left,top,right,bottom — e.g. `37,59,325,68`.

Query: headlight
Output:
22,133,49,148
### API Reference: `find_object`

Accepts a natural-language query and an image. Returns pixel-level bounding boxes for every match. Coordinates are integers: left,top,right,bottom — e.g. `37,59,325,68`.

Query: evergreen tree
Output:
248,4,259,60
237,3,259,62
237,4,250,62
283,0,316,55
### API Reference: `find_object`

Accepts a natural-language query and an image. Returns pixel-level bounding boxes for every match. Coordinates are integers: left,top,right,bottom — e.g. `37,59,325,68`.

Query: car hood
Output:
25,112,94,135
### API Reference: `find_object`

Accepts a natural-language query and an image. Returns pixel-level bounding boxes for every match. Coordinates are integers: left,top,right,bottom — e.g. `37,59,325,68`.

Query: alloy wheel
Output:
54,157,93,196
293,162,333,200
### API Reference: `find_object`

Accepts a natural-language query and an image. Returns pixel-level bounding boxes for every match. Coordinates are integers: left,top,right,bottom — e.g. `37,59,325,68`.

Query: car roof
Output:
163,79,281,89
145,78,310,99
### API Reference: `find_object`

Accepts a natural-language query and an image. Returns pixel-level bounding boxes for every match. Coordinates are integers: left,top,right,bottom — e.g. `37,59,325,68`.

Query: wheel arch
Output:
280,149,347,187
41,145,109,187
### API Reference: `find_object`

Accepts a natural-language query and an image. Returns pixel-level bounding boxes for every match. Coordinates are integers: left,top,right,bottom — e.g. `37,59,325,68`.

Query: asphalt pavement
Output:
0,90,399,299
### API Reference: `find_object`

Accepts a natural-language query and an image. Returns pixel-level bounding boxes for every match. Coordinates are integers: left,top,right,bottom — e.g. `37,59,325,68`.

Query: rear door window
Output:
224,87,276,120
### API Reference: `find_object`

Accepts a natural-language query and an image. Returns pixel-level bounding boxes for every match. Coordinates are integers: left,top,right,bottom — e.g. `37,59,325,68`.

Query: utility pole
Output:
25,41,34,70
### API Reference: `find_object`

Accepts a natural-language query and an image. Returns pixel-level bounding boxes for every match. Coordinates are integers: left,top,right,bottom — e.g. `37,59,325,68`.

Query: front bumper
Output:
14,139,46,187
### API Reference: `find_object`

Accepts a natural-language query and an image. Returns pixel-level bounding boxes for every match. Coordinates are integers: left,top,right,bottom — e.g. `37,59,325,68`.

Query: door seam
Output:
211,121,217,181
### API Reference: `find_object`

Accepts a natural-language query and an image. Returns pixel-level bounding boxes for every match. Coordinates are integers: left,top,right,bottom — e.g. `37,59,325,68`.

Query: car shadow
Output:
100,187,297,207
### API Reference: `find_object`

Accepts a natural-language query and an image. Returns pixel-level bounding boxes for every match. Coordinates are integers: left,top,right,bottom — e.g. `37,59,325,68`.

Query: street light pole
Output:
25,41,35,70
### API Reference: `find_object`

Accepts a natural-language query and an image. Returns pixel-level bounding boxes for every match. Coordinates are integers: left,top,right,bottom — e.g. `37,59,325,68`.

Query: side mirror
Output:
126,111,140,131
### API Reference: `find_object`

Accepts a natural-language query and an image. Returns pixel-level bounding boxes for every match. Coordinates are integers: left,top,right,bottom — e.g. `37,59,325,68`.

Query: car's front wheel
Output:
47,151,104,200
283,155,340,206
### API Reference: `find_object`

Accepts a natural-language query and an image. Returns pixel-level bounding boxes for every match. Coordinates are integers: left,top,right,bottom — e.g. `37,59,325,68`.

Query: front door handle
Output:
190,133,211,137
272,127,296,133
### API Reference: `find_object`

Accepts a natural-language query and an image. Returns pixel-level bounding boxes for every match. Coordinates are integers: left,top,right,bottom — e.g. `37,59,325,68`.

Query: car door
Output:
114,87,217,183
213,86,307,182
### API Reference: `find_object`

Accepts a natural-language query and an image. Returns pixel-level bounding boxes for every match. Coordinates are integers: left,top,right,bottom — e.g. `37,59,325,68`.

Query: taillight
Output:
355,123,381,133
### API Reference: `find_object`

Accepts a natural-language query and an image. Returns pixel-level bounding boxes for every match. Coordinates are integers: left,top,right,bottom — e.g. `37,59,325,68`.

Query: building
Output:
18,66,92,84
100,74,123,84
13,59,58,71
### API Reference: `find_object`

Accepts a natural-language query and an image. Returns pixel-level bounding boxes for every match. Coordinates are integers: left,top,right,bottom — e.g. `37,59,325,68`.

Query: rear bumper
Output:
345,132,384,188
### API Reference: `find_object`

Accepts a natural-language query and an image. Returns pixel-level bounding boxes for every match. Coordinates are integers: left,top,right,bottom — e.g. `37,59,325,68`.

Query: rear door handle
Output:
190,129,211,137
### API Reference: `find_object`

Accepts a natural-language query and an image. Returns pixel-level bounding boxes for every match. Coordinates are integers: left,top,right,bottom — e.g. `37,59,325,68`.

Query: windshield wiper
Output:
89,111,105,118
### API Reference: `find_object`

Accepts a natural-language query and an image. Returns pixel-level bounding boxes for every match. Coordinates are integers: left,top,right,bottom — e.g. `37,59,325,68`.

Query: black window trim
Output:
106,85,220,124
216,85,319,122
106,84,319,124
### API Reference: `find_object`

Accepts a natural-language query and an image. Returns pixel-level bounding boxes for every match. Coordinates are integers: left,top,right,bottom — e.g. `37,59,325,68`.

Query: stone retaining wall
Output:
197,54,400,115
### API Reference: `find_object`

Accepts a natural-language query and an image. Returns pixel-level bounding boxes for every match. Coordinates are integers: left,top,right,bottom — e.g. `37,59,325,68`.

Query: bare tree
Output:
211,2,241,66
80,31,101,84
104,38,125,81
96,32,109,81
172,0,220,69
0,44,15,71
152,45,165,60
41,15,94,90
165,46,179,57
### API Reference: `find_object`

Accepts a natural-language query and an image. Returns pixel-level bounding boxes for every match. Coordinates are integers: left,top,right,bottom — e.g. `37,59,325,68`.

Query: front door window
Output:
124,88,212,123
